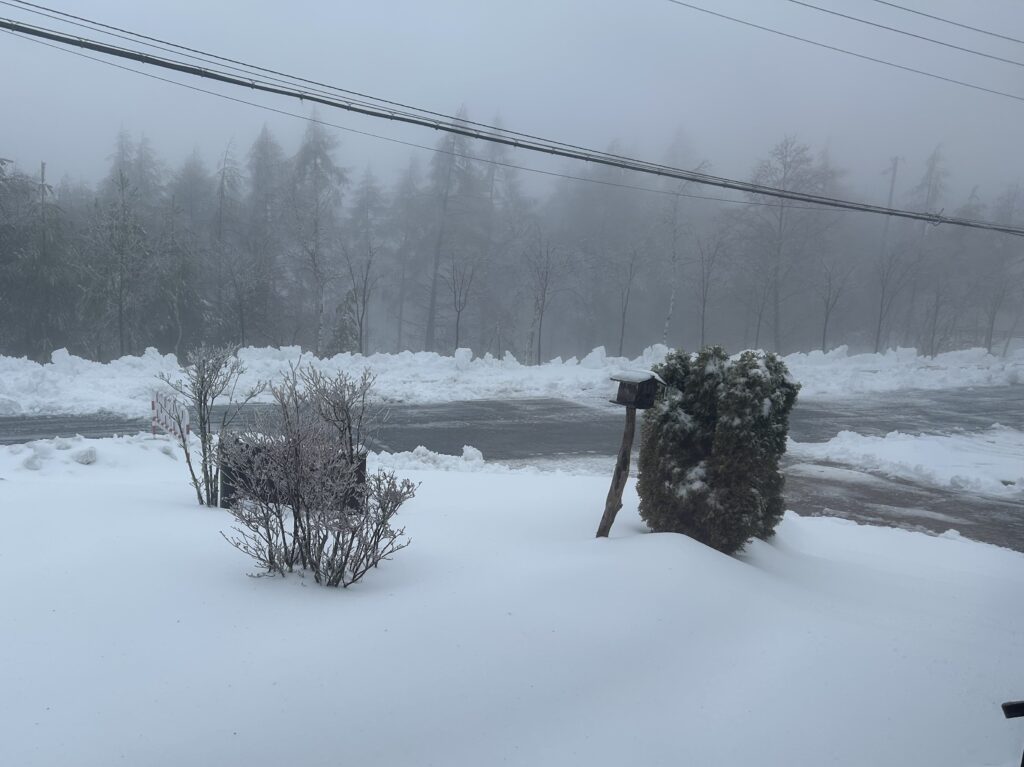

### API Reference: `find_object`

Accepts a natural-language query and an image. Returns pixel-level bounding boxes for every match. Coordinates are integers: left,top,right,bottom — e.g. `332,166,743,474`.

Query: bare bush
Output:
220,366,415,587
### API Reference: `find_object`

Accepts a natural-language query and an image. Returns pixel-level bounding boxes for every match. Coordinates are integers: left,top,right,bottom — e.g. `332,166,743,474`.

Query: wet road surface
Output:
1,387,1021,550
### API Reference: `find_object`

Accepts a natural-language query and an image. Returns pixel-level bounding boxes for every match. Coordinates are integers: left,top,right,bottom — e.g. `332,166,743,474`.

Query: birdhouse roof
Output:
610,369,666,385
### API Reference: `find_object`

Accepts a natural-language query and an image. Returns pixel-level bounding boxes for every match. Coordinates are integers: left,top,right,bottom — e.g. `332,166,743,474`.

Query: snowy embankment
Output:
789,426,1024,498
0,343,1021,417
1,435,1023,767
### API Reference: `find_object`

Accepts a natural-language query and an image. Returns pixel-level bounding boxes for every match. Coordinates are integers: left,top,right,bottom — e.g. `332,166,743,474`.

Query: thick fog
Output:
1,0,1022,362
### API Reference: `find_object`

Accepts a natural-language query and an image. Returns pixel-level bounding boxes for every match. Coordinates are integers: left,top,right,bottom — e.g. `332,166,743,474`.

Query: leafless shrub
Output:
220,366,415,587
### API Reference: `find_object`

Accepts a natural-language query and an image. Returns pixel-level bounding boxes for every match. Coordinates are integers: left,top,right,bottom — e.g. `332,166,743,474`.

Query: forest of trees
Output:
1,114,1022,364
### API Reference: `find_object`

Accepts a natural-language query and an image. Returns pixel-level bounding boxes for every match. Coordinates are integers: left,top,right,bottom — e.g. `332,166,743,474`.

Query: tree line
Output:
1,115,1022,363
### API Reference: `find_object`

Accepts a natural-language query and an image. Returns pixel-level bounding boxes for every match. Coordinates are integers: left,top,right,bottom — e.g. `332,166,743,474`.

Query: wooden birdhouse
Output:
609,370,664,410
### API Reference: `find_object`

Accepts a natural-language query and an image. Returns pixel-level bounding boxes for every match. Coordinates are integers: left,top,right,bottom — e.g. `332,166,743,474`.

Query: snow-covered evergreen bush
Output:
637,346,799,554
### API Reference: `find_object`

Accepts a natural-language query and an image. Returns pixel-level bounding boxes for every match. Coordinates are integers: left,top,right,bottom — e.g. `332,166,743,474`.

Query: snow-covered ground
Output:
1,435,1023,767
0,343,1021,417
789,426,1024,498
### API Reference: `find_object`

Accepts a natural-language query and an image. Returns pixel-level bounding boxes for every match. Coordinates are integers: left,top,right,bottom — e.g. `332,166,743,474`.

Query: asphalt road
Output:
1,387,1021,550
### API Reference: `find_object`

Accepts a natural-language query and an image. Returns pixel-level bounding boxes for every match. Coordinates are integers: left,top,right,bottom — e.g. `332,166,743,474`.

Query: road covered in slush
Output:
2,344,1021,546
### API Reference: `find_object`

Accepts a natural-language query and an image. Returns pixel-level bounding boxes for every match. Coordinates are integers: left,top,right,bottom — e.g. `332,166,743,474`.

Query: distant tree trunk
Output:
528,243,557,366
662,195,682,346
1002,301,1023,357
873,281,889,354
752,280,771,350
394,241,410,352
695,236,722,349
770,202,786,353
424,154,454,352
444,251,478,353
616,251,639,357
313,280,325,356
771,263,782,352
818,262,846,353
536,306,545,365
983,284,1007,353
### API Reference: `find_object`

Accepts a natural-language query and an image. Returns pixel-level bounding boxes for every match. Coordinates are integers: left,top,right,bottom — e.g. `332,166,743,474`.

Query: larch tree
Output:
341,168,386,355
244,125,287,346
743,137,840,352
385,158,427,352
289,119,346,355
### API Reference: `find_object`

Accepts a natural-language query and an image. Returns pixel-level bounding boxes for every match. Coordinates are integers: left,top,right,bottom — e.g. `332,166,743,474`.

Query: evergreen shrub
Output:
636,346,800,554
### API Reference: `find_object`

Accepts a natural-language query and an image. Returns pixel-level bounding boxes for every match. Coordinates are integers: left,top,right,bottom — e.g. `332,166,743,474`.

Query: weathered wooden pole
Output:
596,405,636,538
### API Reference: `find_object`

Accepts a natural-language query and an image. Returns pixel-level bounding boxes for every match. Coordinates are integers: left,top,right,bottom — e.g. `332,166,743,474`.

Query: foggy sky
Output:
2,0,1023,208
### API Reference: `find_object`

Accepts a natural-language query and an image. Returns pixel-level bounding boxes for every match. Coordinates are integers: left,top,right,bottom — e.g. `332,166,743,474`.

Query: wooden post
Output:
596,405,636,538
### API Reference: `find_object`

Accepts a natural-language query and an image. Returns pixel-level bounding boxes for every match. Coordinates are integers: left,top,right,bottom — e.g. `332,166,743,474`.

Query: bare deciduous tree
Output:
159,344,264,505
526,239,564,365
816,256,853,353
444,250,480,351
694,231,726,348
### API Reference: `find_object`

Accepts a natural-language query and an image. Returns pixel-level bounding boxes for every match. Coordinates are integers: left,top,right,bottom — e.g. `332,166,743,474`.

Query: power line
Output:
3,1,1017,226
783,0,1024,70
5,0,1008,209
867,0,1024,48
0,14,737,189
1,25,841,214
2,14,1023,236
663,0,1024,105
1,0,688,176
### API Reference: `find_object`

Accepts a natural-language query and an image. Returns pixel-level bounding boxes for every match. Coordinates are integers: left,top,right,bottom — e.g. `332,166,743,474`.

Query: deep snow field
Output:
1,433,1023,767
1,344,1023,765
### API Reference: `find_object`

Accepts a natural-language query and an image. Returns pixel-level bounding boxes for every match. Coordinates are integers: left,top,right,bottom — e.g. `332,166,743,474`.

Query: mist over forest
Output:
1,114,1021,364
3,0,1024,364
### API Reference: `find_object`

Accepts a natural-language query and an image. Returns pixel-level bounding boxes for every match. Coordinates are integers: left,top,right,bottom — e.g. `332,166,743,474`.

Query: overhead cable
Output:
784,0,1024,70
1,0,692,174
663,0,1024,105
867,0,1024,48
1,25,853,214
2,15,1023,236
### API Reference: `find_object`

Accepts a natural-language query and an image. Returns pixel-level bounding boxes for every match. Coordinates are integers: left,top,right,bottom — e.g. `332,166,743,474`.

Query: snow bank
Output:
0,343,1020,417
784,344,1022,397
1,436,1022,767
790,426,1024,498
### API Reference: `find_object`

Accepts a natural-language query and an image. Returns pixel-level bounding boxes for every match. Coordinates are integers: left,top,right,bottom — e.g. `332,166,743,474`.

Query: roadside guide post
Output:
152,389,190,443
595,370,663,538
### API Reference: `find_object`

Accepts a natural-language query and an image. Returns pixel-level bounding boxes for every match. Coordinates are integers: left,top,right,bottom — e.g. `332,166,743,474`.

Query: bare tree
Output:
872,246,918,352
526,238,564,365
694,231,725,348
661,192,685,345
159,344,264,505
444,250,481,351
613,248,643,357
290,120,346,355
816,256,853,352
745,137,840,352
342,243,379,355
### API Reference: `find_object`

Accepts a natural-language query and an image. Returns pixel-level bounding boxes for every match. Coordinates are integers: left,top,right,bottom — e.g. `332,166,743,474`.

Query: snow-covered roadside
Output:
789,426,1024,498
1,435,1023,767
0,343,1020,417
